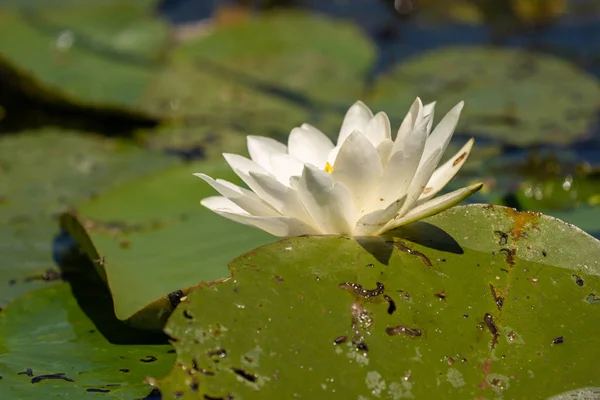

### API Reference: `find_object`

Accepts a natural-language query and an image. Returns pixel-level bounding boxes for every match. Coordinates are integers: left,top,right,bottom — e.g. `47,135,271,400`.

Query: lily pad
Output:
370,46,600,146
138,11,375,156
0,283,174,399
0,129,177,221
0,129,177,305
60,160,273,330
511,175,600,235
0,0,167,110
157,204,600,399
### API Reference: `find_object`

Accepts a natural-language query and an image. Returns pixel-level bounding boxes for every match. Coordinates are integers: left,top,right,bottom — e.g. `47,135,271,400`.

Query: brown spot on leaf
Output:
384,294,396,314
333,336,347,345
483,313,499,348
489,284,505,310
494,230,508,246
499,248,516,267
504,208,541,241
385,325,422,337
391,241,432,266
232,367,257,382
339,282,384,299
552,336,564,344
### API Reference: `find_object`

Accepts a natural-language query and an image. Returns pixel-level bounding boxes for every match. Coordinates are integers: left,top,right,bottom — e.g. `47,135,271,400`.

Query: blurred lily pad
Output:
60,160,273,330
0,0,167,110
138,11,375,157
0,129,177,305
0,283,173,399
370,46,600,146
157,204,600,399
510,174,600,235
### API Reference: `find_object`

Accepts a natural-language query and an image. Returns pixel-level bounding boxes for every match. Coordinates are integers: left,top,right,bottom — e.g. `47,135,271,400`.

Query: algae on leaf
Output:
61,160,273,330
157,204,600,399
371,46,600,146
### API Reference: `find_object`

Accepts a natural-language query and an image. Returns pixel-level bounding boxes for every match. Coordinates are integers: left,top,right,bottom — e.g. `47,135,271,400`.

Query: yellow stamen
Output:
324,162,334,173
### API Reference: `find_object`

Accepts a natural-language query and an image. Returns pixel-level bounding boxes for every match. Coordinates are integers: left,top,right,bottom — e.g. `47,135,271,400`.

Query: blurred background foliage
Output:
1,0,600,398
1,0,599,236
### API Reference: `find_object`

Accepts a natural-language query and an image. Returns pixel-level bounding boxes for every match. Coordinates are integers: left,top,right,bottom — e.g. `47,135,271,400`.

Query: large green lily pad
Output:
0,129,177,306
61,160,273,330
0,0,167,110
370,46,600,146
138,11,375,157
157,204,600,398
0,283,174,399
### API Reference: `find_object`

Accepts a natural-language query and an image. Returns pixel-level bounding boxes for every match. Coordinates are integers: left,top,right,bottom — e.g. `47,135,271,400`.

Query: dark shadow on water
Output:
139,388,162,400
54,230,169,345
357,221,463,265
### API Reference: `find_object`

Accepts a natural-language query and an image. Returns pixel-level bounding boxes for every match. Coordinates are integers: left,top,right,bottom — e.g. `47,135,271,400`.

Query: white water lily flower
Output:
195,98,482,237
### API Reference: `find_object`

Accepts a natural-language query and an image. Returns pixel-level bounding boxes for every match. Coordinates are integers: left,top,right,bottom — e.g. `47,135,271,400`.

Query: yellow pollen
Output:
324,162,334,173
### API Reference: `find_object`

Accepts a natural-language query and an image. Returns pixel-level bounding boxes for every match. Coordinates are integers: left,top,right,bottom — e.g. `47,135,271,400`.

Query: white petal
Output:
246,136,287,173
223,153,269,179
202,196,319,237
364,112,391,148
423,101,436,117
354,198,404,236
376,138,393,167
331,130,383,212
378,183,483,234
420,101,464,166
338,101,373,145
222,153,307,219
326,145,341,165
201,196,247,215
194,173,279,216
295,165,356,235
268,153,305,186
396,147,443,218
248,171,315,226
223,153,269,184
423,101,436,132
417,138,474,204
395,97,423,146
378,116,430,206
288,126,334,168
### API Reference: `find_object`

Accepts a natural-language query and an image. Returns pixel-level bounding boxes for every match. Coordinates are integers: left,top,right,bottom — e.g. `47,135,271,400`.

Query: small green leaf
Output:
61,161,273,330
0,283,173,399
157,204,600,398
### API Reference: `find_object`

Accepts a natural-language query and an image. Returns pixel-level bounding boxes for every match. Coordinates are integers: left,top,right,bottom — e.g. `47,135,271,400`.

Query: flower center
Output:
324,162,334,173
